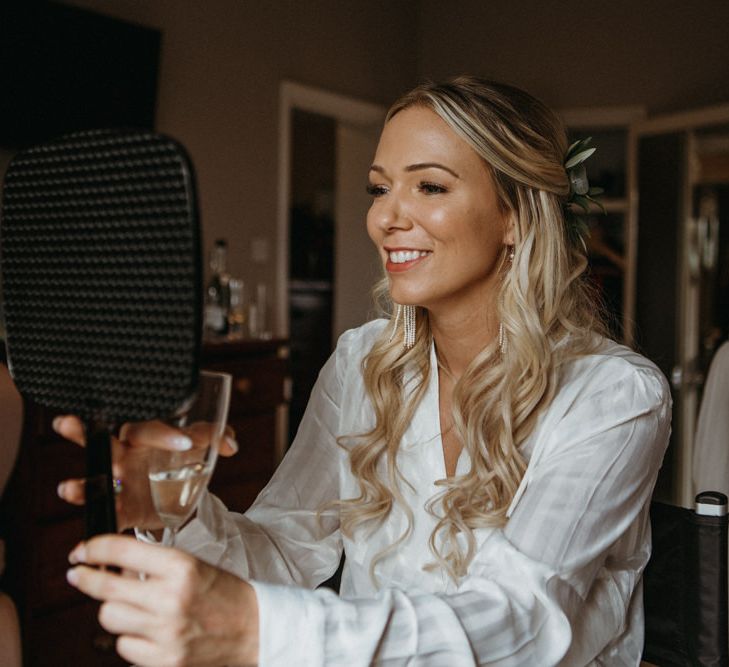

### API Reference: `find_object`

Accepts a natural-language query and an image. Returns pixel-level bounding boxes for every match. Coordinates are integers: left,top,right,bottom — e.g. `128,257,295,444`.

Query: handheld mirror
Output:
0,128,202,537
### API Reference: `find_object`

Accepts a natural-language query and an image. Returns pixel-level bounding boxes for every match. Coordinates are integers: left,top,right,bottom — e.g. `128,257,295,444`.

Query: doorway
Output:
634,105,729,506
288,109,336,442
277,82,385,442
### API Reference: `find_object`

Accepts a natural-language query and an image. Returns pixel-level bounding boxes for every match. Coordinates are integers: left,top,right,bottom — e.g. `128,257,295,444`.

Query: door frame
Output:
632,103,729,507
276,81,385,337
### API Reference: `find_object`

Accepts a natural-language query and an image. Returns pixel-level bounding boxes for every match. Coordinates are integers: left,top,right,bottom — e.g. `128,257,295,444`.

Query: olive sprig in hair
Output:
563,136,605,249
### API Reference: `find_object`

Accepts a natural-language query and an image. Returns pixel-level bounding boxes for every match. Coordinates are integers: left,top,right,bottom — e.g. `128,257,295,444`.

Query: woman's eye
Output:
419,181,447,195
366,183,387,197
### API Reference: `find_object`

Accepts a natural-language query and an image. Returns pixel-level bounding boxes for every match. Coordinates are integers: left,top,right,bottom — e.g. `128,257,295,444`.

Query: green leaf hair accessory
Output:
563,136,605,250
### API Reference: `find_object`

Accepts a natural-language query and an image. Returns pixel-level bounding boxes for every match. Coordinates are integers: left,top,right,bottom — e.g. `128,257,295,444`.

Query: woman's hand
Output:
54,415,239,531
67,535,259,667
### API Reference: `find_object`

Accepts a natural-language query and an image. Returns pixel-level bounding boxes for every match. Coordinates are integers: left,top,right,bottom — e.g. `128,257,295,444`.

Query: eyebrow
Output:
369,162,460,179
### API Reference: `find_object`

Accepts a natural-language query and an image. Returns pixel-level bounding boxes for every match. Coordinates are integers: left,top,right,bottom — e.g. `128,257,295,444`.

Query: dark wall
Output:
0,1,160,148
417,0,729,114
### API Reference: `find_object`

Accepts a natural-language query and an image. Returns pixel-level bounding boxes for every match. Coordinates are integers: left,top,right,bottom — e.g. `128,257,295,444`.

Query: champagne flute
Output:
147,370,232,547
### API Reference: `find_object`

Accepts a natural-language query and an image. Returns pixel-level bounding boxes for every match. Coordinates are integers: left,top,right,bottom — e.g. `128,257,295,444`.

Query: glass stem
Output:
162,526,177,548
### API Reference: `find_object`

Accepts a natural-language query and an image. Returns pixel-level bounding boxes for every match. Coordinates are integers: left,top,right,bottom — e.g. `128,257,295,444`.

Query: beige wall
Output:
59,0,729,332
62,0,418,318
416,0,729,113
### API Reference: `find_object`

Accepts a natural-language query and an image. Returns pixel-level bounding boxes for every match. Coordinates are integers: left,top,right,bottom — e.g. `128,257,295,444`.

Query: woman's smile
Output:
385,247,432,272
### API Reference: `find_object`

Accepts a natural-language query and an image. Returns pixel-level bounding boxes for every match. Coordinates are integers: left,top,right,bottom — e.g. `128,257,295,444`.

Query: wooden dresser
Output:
202,339,290,512
0,338,289,666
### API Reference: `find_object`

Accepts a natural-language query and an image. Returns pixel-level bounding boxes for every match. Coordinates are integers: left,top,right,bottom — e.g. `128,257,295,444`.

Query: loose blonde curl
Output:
332,76,605,581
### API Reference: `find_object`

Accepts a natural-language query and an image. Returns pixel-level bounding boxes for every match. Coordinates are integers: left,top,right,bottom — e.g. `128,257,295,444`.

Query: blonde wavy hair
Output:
332,76,604,581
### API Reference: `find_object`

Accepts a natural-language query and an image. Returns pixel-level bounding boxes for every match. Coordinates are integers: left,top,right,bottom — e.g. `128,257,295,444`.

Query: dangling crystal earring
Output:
403,305,416,350
389,304,416,350
508,245,515,262
498,321,507,355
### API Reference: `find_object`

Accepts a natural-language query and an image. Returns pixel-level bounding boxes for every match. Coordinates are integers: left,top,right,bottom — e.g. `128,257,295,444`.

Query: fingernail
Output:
69,542,87,564
52,416,63,432
57,481,66,498
225,436,239,454
66,568,79,586
170,435,193,451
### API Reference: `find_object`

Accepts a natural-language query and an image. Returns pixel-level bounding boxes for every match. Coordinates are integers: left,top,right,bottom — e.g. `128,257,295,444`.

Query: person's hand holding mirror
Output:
55,371,237,534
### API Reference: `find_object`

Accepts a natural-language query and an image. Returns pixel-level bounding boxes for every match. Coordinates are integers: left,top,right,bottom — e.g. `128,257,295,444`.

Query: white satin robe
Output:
172,320,671,666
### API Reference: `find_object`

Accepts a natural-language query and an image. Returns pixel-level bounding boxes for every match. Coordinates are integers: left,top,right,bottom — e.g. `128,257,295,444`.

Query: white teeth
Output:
389,250,430,264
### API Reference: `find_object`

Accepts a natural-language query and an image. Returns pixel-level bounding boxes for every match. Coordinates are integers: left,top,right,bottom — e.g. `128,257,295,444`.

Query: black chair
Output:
643,492,728,666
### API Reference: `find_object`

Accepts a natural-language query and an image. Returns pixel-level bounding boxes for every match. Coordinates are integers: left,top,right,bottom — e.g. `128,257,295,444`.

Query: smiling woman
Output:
56,76,671,667
366,106,511,318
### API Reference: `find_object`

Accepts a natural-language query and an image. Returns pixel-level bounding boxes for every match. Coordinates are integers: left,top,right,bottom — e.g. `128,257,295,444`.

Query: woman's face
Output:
366,106,512,316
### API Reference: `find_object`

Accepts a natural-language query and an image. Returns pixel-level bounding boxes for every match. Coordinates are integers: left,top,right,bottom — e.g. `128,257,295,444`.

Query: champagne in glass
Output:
149,462,212,531
148,370,232,547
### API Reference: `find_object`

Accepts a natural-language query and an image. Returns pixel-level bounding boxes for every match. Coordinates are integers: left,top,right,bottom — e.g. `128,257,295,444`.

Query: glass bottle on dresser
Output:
227,278,247,339
204,239,231,338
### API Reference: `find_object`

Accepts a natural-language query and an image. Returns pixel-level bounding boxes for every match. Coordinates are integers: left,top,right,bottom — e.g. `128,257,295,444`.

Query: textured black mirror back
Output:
1,129,202,537
0,129,202,423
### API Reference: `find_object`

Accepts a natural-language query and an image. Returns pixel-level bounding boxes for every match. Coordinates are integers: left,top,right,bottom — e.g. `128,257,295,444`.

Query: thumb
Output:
119,420,193,451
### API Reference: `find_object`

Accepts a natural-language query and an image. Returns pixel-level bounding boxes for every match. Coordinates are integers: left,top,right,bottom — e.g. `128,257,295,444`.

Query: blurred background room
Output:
1,1,729,663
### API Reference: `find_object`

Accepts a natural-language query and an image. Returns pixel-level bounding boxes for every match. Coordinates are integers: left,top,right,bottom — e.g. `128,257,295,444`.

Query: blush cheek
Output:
424,206,450,233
